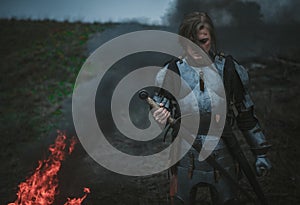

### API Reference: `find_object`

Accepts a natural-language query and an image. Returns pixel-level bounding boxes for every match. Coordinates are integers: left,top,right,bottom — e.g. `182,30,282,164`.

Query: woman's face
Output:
196,27,211,53
186,27,212,62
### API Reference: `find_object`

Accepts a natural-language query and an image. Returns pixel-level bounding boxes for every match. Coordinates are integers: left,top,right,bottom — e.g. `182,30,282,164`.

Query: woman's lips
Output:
199,38,209,44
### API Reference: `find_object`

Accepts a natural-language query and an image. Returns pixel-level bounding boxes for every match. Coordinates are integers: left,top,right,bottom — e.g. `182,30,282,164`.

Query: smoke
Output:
163,0,300,27
249,0,300,25
161,0,300,59
228,1,263,26
162,0,263,27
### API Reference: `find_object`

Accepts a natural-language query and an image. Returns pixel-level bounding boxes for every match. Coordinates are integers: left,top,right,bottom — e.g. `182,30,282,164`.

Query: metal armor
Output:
229,58,272,176
153,54,271,204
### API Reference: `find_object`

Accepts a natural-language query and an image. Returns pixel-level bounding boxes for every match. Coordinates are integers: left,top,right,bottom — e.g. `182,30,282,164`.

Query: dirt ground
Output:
1,20,300,204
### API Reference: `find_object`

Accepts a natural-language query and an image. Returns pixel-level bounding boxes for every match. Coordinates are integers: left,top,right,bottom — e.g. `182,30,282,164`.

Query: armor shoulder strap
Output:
232,60,250,89
232,59,254,108
222,55,254,109
155,57,181,87
165,57,181,74
156,57,182,98
222,55,249,106
223,55,236,103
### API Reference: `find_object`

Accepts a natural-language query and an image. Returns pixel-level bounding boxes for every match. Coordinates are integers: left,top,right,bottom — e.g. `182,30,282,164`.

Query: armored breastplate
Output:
176,59,226,116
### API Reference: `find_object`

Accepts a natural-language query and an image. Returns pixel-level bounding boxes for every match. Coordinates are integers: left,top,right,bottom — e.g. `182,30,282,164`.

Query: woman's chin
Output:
191,54,203,60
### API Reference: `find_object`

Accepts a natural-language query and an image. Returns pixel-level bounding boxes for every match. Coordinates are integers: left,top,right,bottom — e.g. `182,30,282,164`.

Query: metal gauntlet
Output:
242,123,271,156
153,93,171,111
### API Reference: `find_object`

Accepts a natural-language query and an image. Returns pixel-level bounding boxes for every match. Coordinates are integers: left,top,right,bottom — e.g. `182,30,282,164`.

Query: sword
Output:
139,89,268,204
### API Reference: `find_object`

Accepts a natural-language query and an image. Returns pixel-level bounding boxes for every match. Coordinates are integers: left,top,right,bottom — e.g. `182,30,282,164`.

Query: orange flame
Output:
8,131,90,205
63,188,91,205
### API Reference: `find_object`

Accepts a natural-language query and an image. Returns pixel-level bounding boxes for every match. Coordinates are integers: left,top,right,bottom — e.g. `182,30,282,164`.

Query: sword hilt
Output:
138,90,175,125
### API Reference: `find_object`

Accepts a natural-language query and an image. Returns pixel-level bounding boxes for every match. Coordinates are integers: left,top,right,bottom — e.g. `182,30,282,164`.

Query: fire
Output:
63,188,90,205
8,131,90,205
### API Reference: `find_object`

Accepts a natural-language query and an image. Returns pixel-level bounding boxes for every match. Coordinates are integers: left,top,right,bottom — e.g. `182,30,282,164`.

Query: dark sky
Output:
0,0,172,24
1,0,299,26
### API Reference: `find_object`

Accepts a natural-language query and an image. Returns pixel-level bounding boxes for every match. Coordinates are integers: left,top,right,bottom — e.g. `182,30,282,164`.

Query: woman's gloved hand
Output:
255,155,272,177
152,103,171,125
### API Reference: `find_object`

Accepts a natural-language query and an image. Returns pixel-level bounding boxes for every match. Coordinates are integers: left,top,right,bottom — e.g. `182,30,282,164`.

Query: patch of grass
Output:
0,19,115,148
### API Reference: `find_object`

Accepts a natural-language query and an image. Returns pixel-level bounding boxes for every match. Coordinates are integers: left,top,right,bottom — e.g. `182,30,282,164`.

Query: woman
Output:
152,12,271,205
